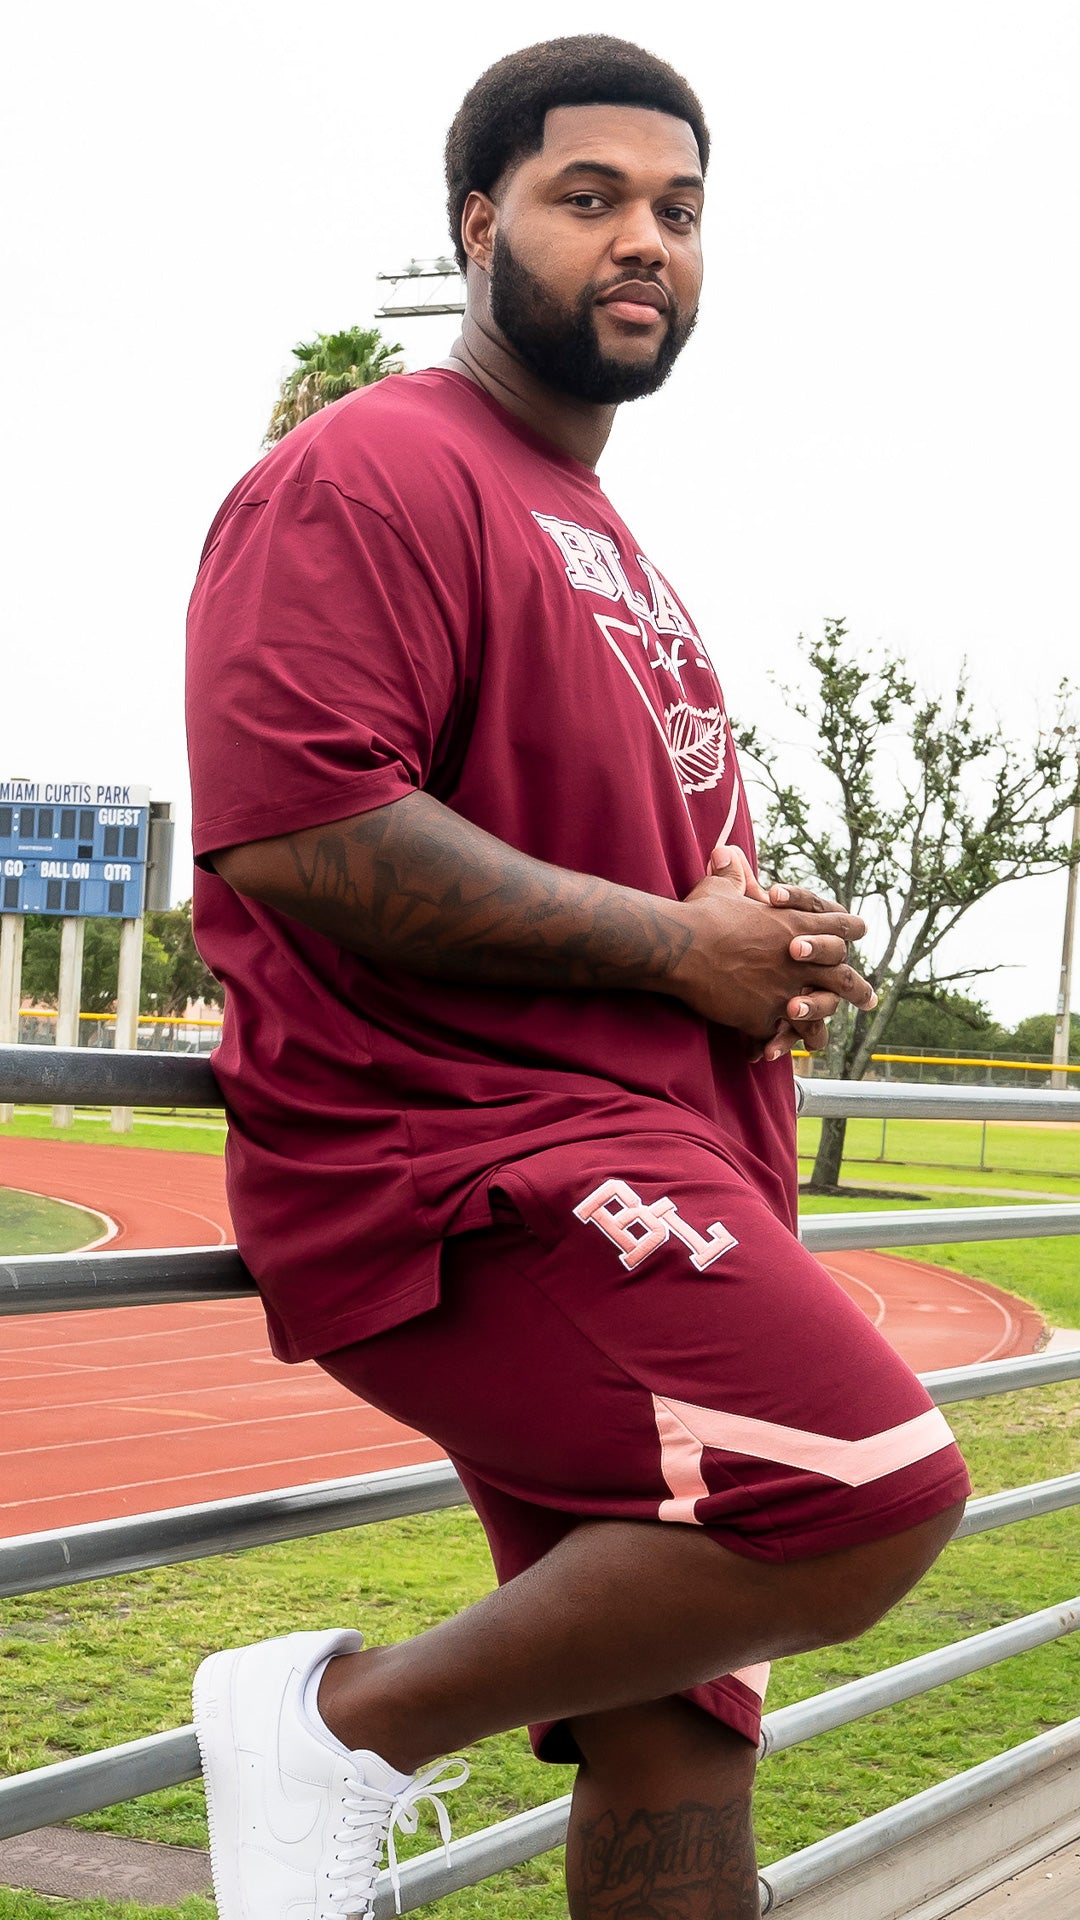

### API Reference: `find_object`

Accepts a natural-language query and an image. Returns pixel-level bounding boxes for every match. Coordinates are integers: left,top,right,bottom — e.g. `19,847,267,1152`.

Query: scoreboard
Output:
0,778,150,919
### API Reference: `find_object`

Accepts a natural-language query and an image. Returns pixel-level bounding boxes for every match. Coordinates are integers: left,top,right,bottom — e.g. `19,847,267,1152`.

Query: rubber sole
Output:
193,1647,245,1920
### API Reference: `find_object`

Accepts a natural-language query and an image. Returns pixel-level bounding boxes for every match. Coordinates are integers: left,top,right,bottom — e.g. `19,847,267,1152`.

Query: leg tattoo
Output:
567,1795,759,1919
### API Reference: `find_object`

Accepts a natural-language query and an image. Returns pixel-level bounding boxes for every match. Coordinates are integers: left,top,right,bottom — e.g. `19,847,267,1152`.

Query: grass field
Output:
0,1110,226,1157
798,1112,1080,1185
0,1189,106,1256
0,1102,1077,1920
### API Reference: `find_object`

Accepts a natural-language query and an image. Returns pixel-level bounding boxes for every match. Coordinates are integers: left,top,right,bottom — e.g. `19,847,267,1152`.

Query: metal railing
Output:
1,1043,1079,1917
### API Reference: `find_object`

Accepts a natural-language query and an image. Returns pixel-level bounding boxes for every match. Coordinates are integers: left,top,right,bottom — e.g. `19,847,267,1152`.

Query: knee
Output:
804,1499,966,1645
571,1697,758,1790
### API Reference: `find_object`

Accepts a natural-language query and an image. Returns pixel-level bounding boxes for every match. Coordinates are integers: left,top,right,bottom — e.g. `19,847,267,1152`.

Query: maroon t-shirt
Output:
186,369,796,1362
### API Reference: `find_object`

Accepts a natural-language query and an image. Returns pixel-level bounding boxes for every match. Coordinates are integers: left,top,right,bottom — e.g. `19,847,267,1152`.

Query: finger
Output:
768,883,842,915
790,909,868,944
763,1011,833,1060
707,845,745,891
794,965,878,1011
788,934,849,967
786,993,841,1024
779,1018,829,1054
762,1025,798,1062
761,1019,815,1062
709,844,771,903
748,1013,790,1062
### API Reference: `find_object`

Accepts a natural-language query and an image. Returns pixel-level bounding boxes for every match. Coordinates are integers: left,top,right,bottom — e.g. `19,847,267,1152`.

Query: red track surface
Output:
0,1137,1045,1537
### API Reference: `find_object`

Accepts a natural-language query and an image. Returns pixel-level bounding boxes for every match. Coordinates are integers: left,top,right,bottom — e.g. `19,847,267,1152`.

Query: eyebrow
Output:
552,160,704,193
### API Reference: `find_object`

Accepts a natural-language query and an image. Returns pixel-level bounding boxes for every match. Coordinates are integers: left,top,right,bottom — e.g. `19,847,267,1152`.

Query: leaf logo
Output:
664,702,727,793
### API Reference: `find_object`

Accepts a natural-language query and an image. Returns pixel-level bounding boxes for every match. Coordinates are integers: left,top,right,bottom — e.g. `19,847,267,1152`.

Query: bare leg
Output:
566,1699,760,1919
318,1502,963,1773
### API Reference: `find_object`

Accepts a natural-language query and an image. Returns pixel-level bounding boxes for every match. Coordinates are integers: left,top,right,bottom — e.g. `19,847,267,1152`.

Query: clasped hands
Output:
675,843,876,1064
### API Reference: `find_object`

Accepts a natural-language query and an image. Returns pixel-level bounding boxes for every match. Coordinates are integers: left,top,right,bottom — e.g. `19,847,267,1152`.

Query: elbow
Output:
211,842,271,900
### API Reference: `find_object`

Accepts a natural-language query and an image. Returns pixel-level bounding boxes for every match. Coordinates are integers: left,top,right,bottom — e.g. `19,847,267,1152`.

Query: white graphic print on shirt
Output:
532,514,735,814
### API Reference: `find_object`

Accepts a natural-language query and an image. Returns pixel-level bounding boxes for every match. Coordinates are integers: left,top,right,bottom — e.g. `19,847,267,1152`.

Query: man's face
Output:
485,103,704,405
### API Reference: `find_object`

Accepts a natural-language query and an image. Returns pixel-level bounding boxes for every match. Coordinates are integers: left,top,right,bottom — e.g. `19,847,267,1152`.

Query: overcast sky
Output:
3,1,1078,1026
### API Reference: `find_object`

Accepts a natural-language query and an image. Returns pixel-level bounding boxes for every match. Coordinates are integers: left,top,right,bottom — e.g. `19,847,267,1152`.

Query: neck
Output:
439,307,616,469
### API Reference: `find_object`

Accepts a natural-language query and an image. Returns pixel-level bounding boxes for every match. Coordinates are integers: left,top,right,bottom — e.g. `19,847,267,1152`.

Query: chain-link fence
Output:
16,1009,222,1054
800,1047,1079,1090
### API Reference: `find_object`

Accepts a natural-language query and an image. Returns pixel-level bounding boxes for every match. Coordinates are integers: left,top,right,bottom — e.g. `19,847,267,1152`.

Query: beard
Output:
488,230,697,405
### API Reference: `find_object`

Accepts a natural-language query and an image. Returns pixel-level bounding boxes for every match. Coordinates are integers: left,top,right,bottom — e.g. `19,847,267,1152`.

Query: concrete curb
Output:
0,1824,212,1903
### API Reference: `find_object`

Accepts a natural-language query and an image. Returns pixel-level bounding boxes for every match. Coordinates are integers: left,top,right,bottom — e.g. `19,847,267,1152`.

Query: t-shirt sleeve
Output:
186,476,470,866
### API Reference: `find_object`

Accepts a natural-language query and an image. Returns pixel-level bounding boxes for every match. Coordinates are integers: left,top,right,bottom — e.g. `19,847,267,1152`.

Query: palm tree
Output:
264,326,405,445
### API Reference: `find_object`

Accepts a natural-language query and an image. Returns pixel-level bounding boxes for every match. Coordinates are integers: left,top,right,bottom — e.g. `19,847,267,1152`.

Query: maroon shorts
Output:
318,1134,970,1758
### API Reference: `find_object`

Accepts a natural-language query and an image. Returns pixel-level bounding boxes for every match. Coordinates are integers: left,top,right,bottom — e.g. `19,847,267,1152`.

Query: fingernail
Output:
794,938,813,958
712,846,732,868
772,885,790,903
793,1001,810,1019
868,991,878,1008
764,1047,781,1062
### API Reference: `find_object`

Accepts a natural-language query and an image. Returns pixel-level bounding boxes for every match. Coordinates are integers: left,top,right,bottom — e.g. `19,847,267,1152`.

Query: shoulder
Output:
292,370,494,498
201,372,495,565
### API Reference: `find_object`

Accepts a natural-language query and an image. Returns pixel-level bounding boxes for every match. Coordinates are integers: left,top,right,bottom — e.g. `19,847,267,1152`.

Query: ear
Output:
461,191,497,273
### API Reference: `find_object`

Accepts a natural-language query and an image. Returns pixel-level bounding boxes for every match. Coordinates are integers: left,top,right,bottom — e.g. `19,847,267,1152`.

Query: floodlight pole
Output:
375,258,466,321
1051,786,1080,1089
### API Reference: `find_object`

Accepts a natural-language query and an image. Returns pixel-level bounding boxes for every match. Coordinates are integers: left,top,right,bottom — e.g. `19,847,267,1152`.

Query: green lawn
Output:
798,1112,1080,1184
0,1189,106,1256
0,1110,226,1157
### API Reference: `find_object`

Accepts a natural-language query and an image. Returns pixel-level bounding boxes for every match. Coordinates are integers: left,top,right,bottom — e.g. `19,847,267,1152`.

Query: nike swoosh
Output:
245,1672,325,1848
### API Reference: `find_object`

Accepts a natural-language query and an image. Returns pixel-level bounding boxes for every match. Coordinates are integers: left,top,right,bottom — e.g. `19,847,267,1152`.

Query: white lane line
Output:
0,1366,348,1418
824,1261,888,1327
0,1400,413,1459
0,1436,439,1516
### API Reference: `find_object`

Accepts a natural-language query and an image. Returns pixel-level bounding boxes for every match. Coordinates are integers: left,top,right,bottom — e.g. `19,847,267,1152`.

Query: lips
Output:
597,281,669,313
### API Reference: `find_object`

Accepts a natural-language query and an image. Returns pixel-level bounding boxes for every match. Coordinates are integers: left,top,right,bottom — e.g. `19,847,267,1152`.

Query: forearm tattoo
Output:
277,791,693,993
568,1798,760,1918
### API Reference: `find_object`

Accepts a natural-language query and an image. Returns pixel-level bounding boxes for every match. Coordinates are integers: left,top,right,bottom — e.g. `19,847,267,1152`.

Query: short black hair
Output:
445,35,710,274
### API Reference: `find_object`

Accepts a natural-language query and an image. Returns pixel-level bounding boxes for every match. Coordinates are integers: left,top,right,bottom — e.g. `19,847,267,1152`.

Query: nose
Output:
609,201,670,272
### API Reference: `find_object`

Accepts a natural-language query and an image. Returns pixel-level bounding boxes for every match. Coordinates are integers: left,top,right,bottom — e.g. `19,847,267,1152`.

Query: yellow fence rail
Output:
18,1009,223,1028
793,1048,1080,1075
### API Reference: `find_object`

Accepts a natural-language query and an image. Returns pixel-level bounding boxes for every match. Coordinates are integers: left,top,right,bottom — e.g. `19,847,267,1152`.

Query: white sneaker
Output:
193,1628,468,1920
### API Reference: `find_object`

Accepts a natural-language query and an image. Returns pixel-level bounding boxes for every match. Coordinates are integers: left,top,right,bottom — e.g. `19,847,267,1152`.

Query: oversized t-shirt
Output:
186,369,797,1362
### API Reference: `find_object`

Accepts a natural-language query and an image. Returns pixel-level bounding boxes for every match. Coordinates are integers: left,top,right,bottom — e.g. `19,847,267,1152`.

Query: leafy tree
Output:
19,917,60,1007
264,326,404,446
736,619,1080,1189
145,902,220,1015
1006,1011,1080,1061
20,904,216,1036
20,917,171,1026
884,988,1005,1059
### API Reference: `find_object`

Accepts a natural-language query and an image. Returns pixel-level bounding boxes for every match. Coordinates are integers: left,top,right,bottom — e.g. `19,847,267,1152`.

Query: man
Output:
186,34,969,1920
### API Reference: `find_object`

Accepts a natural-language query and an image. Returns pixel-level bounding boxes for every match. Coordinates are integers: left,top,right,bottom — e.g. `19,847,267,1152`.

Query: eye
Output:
566,193,608,211
662,206,698,227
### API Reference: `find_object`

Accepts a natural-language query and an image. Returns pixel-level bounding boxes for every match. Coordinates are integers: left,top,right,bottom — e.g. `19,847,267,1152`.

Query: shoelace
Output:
326,1756,470,1916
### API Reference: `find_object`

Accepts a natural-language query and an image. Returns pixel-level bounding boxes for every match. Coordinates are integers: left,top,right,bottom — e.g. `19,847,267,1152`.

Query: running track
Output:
0,1137,1046,1537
